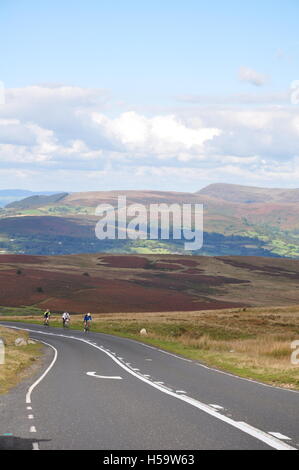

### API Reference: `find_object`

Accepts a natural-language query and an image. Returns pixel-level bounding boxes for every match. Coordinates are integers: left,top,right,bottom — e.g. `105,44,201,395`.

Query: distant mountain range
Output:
1,183,299,258
0,190,59,207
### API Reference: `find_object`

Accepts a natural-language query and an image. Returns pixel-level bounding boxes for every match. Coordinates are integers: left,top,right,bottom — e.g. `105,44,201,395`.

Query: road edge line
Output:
26,339,58,404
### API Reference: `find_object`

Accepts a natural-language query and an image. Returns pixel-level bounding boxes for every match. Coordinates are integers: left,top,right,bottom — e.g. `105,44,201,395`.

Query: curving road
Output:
0,321,298,450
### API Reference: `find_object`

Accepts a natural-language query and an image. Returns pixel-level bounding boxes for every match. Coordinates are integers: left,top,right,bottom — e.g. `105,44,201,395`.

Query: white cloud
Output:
238,66,268,87
92,111,221,155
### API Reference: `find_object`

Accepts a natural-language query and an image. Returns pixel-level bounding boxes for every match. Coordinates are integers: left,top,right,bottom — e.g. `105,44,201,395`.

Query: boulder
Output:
15,337,27,347
140,328,148,337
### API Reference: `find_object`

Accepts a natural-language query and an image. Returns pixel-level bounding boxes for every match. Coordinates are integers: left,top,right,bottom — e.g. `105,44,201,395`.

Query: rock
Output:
15,337,27,347
27,340,36,345
140,328,148,337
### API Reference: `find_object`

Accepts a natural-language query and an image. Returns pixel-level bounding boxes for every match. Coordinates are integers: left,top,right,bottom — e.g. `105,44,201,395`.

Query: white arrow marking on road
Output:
86,371,122,380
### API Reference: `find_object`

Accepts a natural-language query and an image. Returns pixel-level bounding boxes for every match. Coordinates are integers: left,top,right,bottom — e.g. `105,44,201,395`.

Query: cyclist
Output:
62,311,70,328
43,309,51,326
83,313,92,332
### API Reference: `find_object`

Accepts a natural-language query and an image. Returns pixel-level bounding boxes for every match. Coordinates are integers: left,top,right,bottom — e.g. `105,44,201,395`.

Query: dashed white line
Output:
28,414,34,420
32,442,39,450
269,432,292,441
210,404,224,410
27,406,32,410
176,390,187,394
30,426,37,433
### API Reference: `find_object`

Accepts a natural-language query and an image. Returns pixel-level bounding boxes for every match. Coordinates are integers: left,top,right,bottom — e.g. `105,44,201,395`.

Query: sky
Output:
0,0,299,192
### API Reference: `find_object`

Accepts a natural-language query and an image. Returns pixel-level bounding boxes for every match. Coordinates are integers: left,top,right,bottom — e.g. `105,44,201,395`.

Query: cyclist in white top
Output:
62,311,70,327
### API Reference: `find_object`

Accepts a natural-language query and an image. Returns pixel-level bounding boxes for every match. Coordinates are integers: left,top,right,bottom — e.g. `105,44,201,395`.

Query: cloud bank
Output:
0,85,298,191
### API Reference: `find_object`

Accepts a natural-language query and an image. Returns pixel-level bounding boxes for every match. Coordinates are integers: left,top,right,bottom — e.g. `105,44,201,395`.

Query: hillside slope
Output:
0,254,299,313
198,183,299,204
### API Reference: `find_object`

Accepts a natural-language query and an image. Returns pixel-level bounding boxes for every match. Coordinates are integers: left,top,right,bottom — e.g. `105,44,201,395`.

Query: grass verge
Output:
0,326,42,394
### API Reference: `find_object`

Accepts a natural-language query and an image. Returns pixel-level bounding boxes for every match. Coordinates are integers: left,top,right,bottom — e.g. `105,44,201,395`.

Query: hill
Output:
5,192,68,210
0,189,59,207
0,254,299,314
1,184,299,257
197,183,299,204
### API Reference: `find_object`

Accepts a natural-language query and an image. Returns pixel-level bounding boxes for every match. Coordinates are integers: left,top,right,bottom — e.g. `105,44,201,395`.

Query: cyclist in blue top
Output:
83,313,92,332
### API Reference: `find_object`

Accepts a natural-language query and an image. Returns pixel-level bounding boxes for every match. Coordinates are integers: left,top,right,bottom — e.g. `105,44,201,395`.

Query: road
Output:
0,321,298,450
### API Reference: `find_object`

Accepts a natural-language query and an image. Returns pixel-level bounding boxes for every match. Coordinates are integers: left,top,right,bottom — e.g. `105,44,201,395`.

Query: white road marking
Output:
27,406,32,410
26,340,58,404
86,371,122,380
176,390,187,394
32,442,39,450
160,385,173,392
132,368,140,371
143,374,151,377
269,432,292,440
30,426,36,433
155,381,164,385
28,414,34,419
210,404,224,410
6,325,297,451
118,357,123,360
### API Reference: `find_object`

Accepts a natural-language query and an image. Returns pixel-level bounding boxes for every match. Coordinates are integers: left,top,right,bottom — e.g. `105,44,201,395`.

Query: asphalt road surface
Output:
0,321,298,450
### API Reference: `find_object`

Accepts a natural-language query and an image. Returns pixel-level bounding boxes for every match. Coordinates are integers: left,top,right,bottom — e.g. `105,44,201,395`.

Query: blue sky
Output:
0,0,299,191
